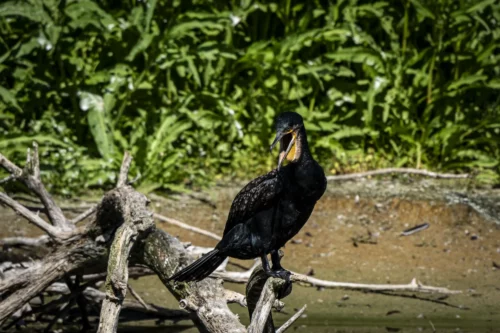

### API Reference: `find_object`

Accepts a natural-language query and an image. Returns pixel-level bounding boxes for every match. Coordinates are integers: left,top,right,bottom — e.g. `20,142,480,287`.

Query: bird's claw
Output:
266,269,291,282
269,269,292,299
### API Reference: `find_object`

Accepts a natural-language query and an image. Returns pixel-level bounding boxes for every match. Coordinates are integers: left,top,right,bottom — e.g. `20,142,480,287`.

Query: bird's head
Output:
270,112,304,170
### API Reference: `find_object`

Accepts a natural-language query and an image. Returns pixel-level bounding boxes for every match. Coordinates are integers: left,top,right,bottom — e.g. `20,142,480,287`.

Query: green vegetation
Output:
1,0,499,194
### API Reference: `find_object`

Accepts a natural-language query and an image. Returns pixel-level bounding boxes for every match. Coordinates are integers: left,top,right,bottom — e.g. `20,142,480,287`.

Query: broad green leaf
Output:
80,92,115,159
447,74,487,90
0,86,21,111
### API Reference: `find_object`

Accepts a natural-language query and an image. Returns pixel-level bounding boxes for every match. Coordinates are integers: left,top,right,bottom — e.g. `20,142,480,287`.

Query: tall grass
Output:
0,0,499,194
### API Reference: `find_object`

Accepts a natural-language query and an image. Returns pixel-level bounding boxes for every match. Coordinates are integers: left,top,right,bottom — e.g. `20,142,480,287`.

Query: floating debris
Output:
400,223,430,236
386,310,401,316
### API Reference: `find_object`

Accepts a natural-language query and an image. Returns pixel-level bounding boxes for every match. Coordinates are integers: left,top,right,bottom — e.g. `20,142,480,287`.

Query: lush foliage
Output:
1,0,499,193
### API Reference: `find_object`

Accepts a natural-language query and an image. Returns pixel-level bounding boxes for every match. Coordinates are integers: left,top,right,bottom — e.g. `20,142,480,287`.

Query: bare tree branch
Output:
327,168,469,181
23,144,71,230
0,192,61,239
0,153,22,176
117,152,132,187
0,235,49,247
290,275,461,294
154,213,222,241
70,205,97,224
127,284,150,310
0,144,72,231
276,305,307,333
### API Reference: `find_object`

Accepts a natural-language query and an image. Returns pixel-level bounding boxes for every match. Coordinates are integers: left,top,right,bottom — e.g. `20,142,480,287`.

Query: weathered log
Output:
96,180,154,332
133,229,247,333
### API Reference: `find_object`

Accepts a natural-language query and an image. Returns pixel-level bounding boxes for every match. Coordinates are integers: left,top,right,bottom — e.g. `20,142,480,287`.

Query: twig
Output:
290,275,461,294
65,276,91,331
211,261,260,282
327,168,469,181
0,235,49,247
43,298,75,333
400,223,430,236
128,172,141,185
0,144,73,231
70,205,97,224
27,144,71,230
0,192,61,239
117,152,132,187
276,304,307,333
127,284,150,310
154,213,222,241
429,319,436,332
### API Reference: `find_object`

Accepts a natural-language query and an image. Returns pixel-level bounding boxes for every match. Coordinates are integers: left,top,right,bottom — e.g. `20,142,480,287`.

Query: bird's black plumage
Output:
169,112,327,282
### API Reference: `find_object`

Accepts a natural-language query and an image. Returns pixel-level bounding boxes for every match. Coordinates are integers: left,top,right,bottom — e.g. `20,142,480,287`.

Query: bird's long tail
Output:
168,249,226,282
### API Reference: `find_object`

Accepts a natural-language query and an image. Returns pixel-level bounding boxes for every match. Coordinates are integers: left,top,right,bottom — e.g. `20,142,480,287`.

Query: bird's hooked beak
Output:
270,129,297,171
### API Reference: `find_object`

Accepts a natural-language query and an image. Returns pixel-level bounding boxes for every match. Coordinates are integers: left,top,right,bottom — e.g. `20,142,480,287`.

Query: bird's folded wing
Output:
223,169,283,236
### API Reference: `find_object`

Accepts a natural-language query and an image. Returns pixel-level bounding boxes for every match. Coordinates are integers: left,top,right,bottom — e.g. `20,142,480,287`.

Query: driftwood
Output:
96,153,155,333
0,145,245,332
0,144,463,333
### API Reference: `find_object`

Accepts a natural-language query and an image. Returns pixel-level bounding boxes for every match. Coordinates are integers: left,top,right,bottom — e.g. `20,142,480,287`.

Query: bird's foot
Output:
266,268,291,282
269,269,292,299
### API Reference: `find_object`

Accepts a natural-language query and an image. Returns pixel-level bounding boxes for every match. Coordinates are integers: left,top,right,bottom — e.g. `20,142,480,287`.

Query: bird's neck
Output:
294,127,312,163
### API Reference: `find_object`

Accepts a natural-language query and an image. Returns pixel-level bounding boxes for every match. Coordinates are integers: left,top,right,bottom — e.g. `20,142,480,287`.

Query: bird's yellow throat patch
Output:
286,132,297,161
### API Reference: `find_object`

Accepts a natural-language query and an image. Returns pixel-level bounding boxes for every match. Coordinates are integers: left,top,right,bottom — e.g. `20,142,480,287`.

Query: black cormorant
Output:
169,112,327,281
